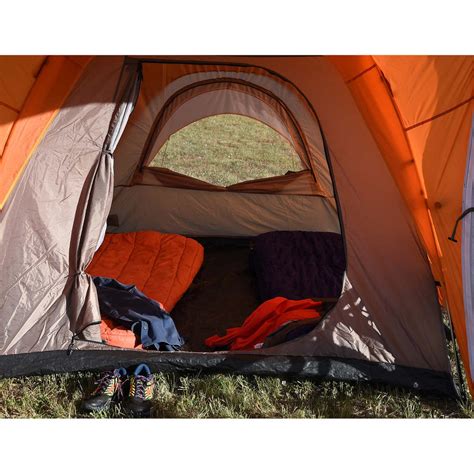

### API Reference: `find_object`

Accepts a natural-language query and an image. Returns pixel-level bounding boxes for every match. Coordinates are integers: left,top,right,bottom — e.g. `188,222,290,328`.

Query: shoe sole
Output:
81,402,112,413
81,397,117,413
123,407,152,418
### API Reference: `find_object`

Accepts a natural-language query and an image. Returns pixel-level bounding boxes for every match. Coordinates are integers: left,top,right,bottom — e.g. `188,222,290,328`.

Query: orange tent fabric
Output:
0,56,91,210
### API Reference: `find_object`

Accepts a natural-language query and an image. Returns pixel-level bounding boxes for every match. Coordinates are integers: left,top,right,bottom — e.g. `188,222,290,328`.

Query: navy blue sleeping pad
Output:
250,231,345,301
93,277,184,351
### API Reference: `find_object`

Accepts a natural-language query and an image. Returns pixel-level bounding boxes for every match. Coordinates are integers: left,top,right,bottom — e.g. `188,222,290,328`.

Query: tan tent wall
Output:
111,185,340,237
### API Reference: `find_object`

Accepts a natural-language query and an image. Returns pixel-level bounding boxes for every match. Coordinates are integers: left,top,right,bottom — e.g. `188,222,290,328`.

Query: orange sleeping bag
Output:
87,230,204,348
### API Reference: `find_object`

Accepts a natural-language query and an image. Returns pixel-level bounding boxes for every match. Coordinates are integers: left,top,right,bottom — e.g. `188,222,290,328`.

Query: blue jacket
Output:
93,277,184,351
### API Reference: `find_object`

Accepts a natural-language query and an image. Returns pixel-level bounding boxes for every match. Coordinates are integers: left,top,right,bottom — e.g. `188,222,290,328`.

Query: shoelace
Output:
94,371,124,398
132,375,152,399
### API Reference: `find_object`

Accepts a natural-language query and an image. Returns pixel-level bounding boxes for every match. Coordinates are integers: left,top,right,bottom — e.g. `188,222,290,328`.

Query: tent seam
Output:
0,100,20,114
345,64,376,84
404,97,473,132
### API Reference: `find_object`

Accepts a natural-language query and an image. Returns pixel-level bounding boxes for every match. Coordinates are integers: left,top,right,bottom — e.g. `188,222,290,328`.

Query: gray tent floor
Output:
172,238,260,352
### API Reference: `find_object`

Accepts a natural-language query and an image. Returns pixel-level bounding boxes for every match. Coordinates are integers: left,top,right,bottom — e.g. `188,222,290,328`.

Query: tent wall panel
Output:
373,56,473,391
374,56,472,130
110,185,340,237
0,57,123,354
328,57,443,283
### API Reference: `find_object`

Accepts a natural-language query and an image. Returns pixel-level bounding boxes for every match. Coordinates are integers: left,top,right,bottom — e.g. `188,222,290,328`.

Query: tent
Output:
0,56,472,397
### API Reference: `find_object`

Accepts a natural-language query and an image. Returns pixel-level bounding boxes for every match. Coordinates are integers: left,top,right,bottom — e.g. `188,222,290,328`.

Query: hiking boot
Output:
81,367,127,412
123,363,155,417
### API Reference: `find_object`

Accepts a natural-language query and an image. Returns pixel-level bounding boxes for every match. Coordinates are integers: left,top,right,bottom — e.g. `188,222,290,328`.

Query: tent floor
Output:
172,237,260,352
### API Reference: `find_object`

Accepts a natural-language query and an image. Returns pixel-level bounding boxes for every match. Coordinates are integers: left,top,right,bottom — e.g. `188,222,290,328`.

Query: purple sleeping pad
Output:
251,231,345,301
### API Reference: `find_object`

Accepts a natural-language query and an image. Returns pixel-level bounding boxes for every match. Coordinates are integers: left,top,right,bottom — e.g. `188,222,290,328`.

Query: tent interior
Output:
89,59,346,352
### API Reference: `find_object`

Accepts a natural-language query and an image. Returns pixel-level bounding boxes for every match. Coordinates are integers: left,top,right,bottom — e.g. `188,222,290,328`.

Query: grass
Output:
150,114,303,186
1,114,472,418
0,371,472,419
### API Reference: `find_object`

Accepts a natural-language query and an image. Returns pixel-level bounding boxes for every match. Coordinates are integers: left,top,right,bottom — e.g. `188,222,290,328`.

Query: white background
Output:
1,1,473,472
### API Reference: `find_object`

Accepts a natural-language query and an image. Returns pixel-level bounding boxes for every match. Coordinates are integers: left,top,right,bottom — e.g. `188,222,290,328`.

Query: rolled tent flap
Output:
67,60,142,339
135,166,325,196
66,150,115,338
144,81,310,168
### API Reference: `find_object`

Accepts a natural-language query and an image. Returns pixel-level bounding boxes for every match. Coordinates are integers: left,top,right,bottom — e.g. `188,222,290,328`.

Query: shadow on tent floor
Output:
172,237,260,352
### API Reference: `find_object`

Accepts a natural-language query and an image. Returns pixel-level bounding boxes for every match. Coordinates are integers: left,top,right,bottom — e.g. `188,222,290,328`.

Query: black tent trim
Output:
0,349,456,398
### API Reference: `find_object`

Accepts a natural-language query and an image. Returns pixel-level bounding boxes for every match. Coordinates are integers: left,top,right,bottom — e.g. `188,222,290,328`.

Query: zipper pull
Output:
67,335,77,356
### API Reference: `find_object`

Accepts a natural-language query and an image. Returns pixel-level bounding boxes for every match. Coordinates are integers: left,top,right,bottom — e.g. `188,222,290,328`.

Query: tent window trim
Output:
147,113,317,194
131,77,328,197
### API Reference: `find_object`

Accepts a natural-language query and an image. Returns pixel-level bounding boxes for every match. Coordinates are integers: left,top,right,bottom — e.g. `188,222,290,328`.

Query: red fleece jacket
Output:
205,297,323,351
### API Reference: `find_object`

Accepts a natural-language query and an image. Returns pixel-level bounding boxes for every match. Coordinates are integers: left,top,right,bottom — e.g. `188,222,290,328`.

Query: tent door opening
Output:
89,59,347,354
